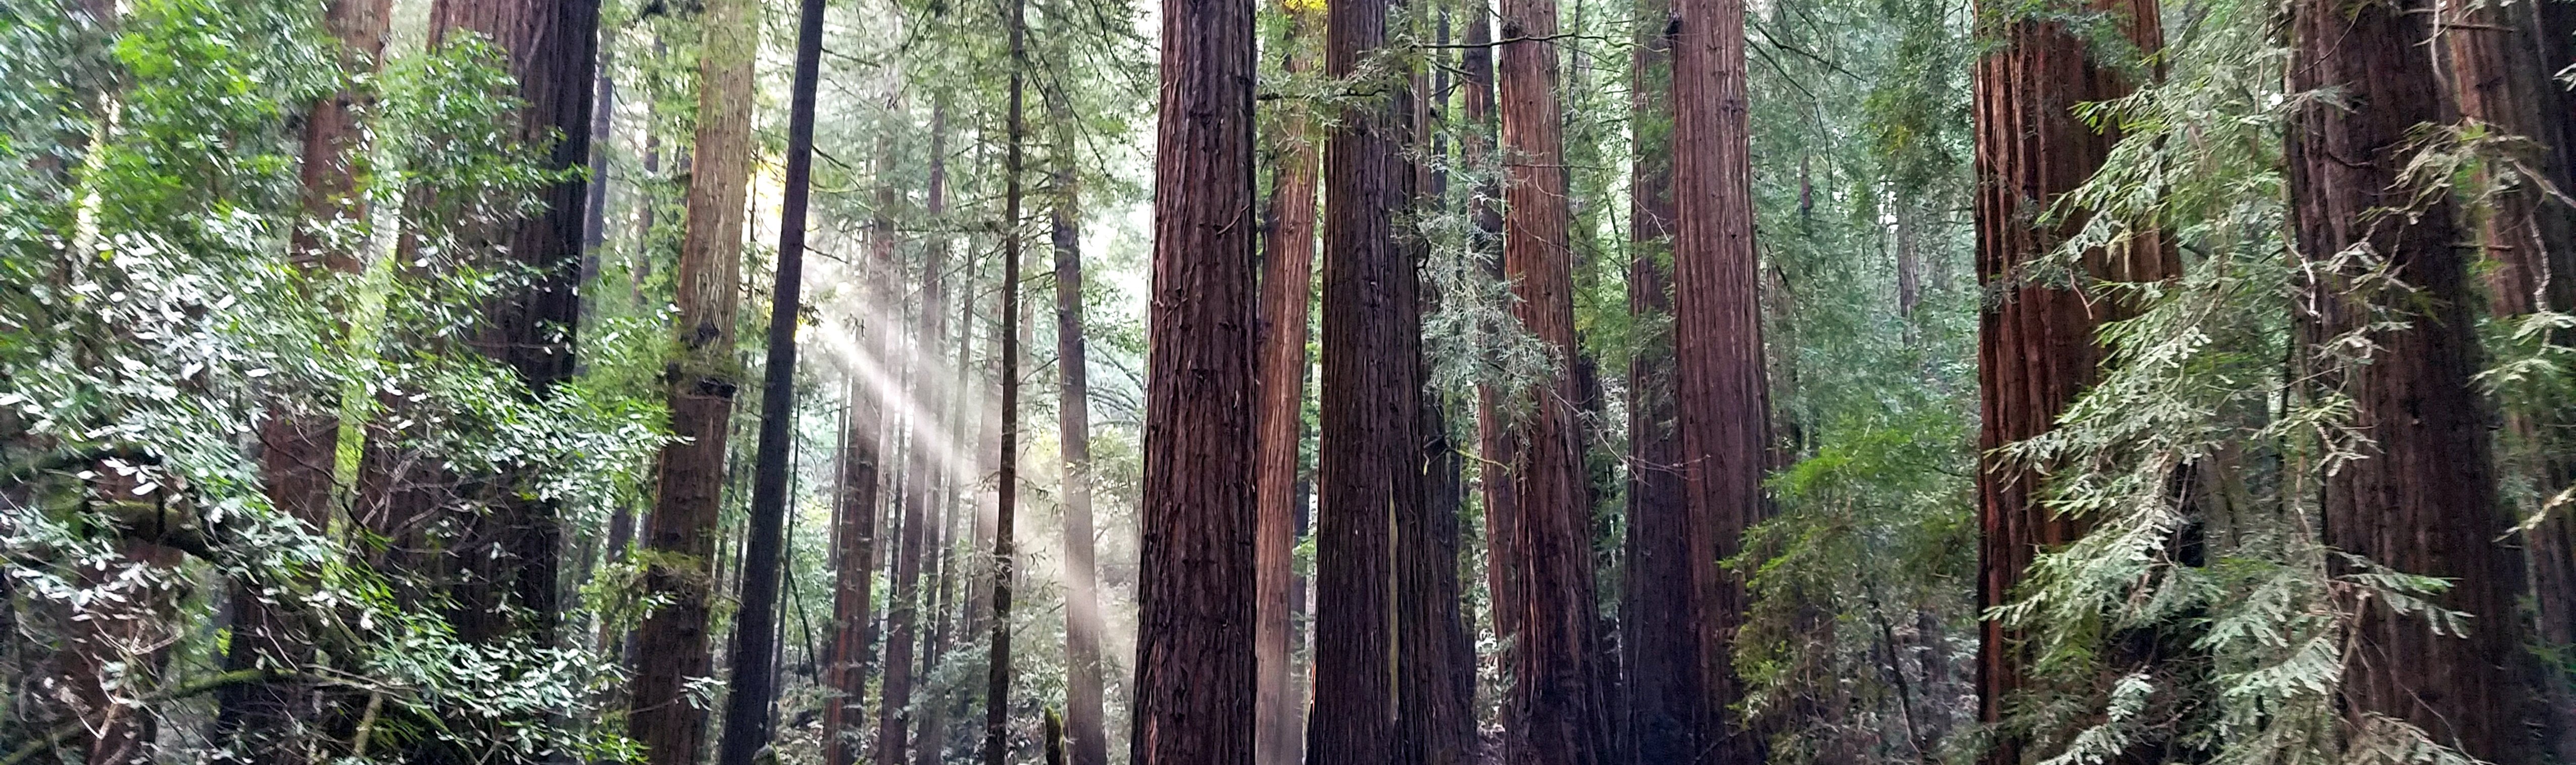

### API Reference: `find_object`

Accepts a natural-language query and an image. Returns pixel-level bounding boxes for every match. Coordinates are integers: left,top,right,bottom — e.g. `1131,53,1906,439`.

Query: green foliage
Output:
0,4,664,762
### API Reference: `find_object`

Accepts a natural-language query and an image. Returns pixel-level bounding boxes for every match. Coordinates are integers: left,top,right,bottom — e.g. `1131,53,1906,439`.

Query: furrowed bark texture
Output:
1049,87,1114,765
2290,3,2535,764
1313,0,1418,757
628,0,757,759
223,1,390,759
1253,6,1319,764
429,0,601,646
1400,16,1476,765
2440,2,2576,755
1965,4,2163,763
1130,0,1259,756
1619,0,1694,760
711,0,824,757
1667,0,1769,760
1496,0,1614,760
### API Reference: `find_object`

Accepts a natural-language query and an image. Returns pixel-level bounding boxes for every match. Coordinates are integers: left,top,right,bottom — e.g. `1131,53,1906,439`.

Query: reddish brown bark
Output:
2291,3,2536,764
1495,0,1614,760
1312,0,1418,757
1666,0,1768,761
1966,4,2165,764
428,0,602,646
1401,16,1477,765
221,2,390,758
1254,7,1320,765
1130,0,1259,754
2439,3,2576,755
1619,0,1696,759
626,0,757,758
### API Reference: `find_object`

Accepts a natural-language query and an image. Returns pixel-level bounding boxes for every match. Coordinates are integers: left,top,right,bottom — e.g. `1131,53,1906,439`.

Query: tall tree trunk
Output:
1313,0,1418,754
1965,5,2165,764
2290,3,2536,764
1459,6,1522,706
1131,0,1260,754
429,0,602,647
2439,3,2576,755
1618,0,1694,758
826,376,884,765
1495,0,1613,759
879,99,954,765
920,253,985,765
984,0,1027,758
711,0,824,757
625,0,756,757
826,81,908,765
222,1,390,758
578,56,613,338
1048,83,1114,765
1400,12,1476,765
1254,5,1320,765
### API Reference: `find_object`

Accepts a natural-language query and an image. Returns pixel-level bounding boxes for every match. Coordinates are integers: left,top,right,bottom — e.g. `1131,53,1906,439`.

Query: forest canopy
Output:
0,0,2569,764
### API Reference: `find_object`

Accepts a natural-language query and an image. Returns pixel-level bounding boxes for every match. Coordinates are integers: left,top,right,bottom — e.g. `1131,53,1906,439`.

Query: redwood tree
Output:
1495,0,1614,758
879,100,954,765
825,376,883,765
627,0,759,758
1129,0,1259,753
1618,0,1695,757
2290,2,2535,764
1047,83,1114,765
428,0,603,646
221,1,391,758
1311,0,1417,754
983,0,1027,757
711,0,825,756
2438,2,2576,754
1253,4,1320,765
1966,5,2165,764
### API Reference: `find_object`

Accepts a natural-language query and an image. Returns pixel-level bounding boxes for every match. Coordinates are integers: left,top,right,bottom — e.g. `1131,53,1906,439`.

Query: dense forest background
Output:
1,0,2570,763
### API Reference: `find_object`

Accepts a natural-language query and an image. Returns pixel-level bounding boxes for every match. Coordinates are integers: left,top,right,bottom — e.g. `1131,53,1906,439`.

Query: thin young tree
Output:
879,99,954,765
1965,5,2166,764
1046,74,1115,765
823,84,907,765
712,0,826,757
1253,3,1320,764
628,0,759,759
2289,2,2537,763
1129,0,1259,753
1494,0,1614,758
982,0,1027,757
